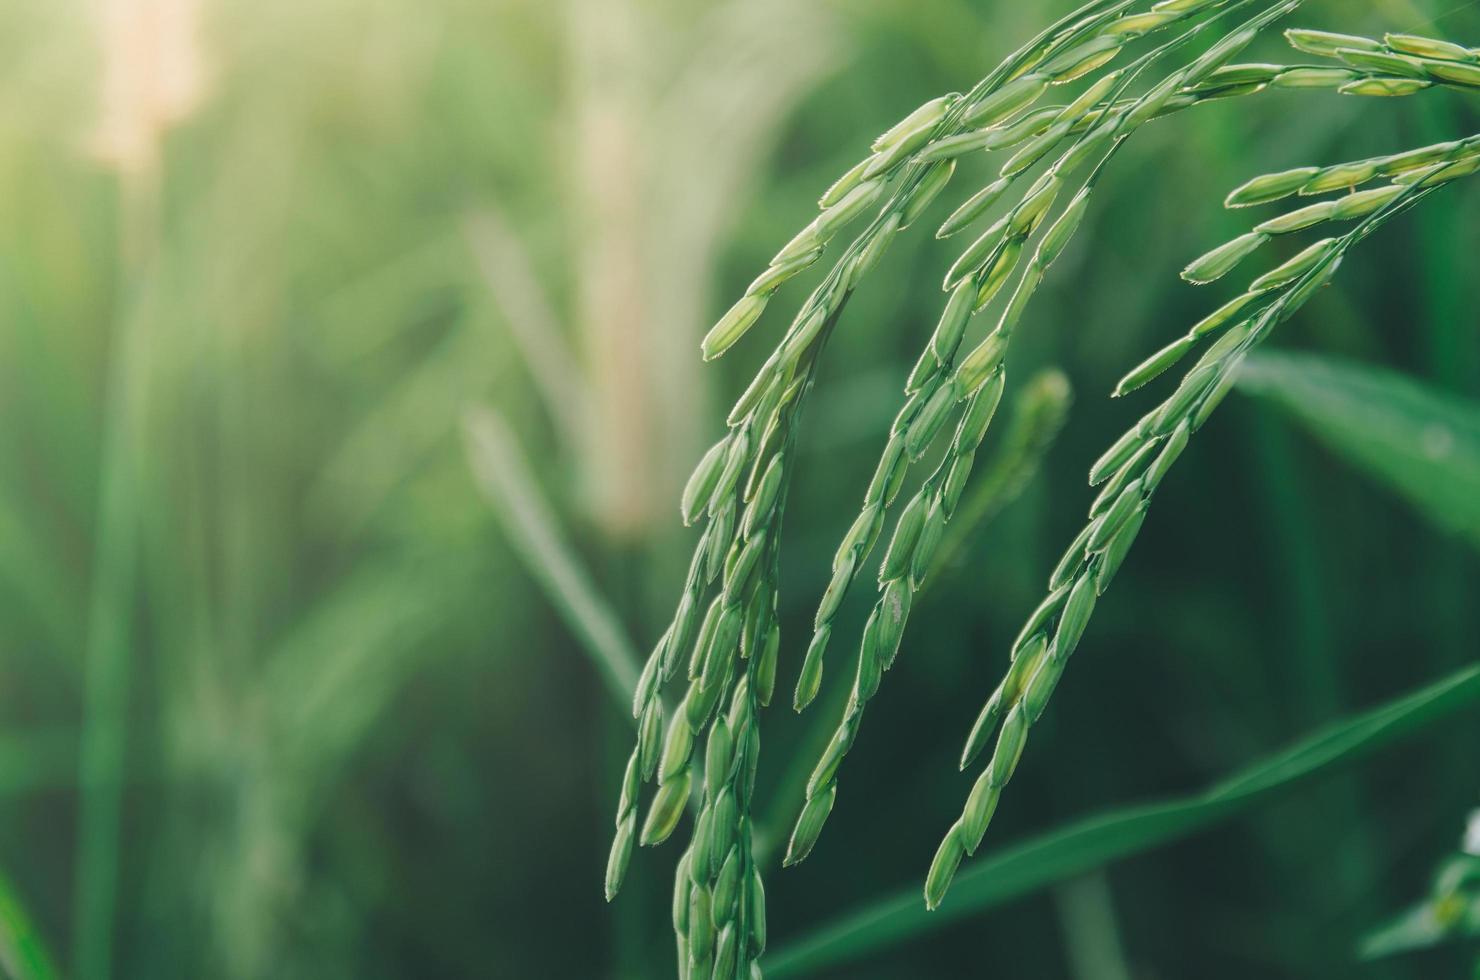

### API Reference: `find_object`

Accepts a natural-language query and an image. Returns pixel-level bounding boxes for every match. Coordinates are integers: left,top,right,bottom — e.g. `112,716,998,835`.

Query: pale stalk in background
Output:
558,0,838,542
567,0,652,540
77,3,208,976
1054,871,1134,980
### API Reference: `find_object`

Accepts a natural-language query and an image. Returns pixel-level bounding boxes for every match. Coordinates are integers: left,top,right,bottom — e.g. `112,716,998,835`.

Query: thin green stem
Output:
463,408,642,707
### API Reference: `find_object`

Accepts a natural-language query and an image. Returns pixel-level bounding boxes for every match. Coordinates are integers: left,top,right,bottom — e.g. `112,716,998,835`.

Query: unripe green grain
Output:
960,770,1002,853
1014,582,1071,654
687,884,714,959
713,847,741,918
1182,231,1268,283
606,813,635,901
953,368,1005,453
1153,363,1221,434
815,550,855,628
1225,167,1319,207
855,616,883,701
1049,523,1094,591
755,622,779,707
1021,643,1068,721
1285,29,1382,58
639,700,664,780
660,713,695,784
1053,572,1097,660
960,688,1004,771
816,180,884,238
964,73,1050,127
865,435,908,506
1089,442,1155,518
794,626,829,712
1088,425,1146,485
705,720,732,800
1302,161,1380,195
989,703,1030,786
1274,66,1360,88
924,825,966,910
1340,77,1430,96
703,505,734,587
1096,505,1148,594
1037,188,1090,266
746,248,821,297
1418,58,1480,86
1007,174,1061,238
1145,420,1190,490
906,377,964,459
1255,199,1337,235
701,604,743,689
946,217,1007,288
722,535,765,606
685,671,725,728
702,294,768,360
807,721,856,797
1043,35,1123,83
873,93,956,152
642,769,692,846
681,439,728,525
1115,334,1198,395
673,852,692,932
964,314,1014,382
1001,120,1072,176
713,924,739,979
875,578,912,670
1087,478,1144,552
748,870,767,954
1385,32,1474,62
902,160,958,228
938,178,1012,239
1337,48,1426,79
784,782,836,866
910,501,947,587
942,448,977,514
1331,185,1402,220
881,493,927,582
1250,237,1337,292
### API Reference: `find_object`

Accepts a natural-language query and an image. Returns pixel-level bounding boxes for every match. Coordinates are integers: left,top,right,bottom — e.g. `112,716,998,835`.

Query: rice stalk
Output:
616,0,1138,915
604,0,1480,966
926,139,1480,911
785,0,1304,869
612,7,1176,971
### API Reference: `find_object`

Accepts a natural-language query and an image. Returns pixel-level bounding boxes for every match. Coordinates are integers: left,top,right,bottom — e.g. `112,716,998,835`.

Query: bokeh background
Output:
0,0,1477,977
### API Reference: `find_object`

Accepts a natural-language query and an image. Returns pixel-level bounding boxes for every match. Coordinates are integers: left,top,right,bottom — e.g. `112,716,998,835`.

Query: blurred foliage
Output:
0,0,1476,978
1361,809,1480,967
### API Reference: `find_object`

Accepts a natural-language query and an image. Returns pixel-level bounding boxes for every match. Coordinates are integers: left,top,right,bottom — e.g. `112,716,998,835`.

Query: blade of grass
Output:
767,663,1480,977
1237,351,1480,550
0,866,61,980
462,407,641,706
462,210,586,452
76,165,162,980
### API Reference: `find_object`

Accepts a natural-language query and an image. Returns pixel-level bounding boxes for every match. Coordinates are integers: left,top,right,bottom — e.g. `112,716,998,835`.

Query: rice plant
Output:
5,1,1480,977
604,2,1480,974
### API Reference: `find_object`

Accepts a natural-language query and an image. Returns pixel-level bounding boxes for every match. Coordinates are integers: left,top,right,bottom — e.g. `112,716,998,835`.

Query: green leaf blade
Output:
1237,351,1480,548
766,664,1480,977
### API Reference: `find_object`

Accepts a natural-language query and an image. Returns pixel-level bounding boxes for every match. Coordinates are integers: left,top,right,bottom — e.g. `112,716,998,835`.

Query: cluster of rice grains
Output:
928,24,1480,908
603,1,1480,972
